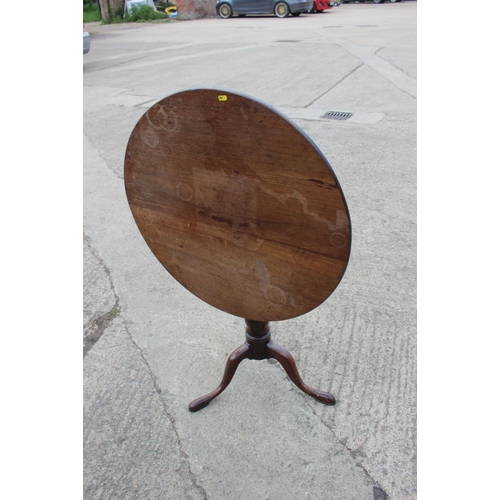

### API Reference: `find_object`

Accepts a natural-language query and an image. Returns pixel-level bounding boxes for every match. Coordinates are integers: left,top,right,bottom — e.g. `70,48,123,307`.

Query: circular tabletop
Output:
124,89,351,321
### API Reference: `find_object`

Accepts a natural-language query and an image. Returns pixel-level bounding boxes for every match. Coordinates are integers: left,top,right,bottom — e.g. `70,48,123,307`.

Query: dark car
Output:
216,0,314,18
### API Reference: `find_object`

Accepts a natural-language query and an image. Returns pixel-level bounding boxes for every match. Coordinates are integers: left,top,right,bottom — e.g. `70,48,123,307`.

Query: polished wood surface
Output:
125,89,351,321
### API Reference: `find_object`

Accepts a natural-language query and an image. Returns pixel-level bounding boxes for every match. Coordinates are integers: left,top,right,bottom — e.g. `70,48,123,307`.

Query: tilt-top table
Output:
124,89,351,412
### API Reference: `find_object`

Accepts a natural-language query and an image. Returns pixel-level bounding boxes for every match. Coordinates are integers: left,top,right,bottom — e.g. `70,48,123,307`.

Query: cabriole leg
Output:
266,340,336,405
188,342,251,412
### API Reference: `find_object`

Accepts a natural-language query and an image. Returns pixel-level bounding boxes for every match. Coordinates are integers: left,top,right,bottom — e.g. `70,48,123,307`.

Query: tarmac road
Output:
83,3,416,499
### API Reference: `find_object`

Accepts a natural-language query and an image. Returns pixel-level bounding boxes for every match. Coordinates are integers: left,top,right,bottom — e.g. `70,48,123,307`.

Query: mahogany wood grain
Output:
188,320,336,412
124,89,351,322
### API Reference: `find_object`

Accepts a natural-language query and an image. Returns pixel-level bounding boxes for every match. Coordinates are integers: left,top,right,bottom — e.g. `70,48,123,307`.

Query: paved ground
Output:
83,3,416,499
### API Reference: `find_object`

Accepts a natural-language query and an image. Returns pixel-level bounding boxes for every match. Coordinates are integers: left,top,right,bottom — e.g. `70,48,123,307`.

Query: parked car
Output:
83,24,90,55
342,0,401,3
216,0,314,18
310,0,334,12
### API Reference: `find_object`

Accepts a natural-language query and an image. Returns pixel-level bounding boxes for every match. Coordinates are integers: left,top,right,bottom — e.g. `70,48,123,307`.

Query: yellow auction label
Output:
218,95,228,101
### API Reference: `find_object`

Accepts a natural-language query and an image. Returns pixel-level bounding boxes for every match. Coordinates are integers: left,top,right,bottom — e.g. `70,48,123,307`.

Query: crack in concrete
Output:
308,405,389,498
84,52,162,74
84,132,124,180
124,321,209,500
262,358,388,498
259,325,385,495
83,300,121,358
83,233,122,358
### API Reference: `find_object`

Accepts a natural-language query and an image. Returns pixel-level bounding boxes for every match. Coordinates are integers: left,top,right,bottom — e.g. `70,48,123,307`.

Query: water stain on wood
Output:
124,89,351,321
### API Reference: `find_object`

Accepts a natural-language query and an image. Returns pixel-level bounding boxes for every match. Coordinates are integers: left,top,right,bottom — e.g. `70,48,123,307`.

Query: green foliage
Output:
155,1,178,8
83,2,101,23
100,5,125,25
125,5,168,22
84,1,169,25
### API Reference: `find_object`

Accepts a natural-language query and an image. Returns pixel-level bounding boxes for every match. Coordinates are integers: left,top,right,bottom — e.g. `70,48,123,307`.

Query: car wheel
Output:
373,0,385,3
218,2,233,18
274,2,290,17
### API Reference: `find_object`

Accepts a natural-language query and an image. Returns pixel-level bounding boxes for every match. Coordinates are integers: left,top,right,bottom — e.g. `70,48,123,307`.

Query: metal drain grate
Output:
321,111,353,121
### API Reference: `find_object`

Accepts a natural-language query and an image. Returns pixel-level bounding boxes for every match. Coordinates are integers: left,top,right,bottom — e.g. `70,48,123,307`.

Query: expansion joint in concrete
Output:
304,62,364,109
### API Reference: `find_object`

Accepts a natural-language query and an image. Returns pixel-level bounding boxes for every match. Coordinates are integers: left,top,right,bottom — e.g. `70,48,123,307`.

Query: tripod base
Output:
188,320,336,412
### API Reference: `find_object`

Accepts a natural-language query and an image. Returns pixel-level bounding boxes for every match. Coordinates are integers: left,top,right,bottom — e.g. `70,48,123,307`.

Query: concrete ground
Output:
83,3,416,499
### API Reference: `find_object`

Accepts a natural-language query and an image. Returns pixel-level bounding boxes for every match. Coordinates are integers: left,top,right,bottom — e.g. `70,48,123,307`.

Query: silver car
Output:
83,25,90,55
216,0,313,18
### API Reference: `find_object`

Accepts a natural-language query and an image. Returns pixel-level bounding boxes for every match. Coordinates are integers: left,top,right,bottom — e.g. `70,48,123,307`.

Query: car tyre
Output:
274,1,290,17
218,2,233,18
373,0,385,3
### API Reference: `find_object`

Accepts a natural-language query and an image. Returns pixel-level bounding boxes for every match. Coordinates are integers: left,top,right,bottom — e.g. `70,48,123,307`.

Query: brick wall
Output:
177,0,216,19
